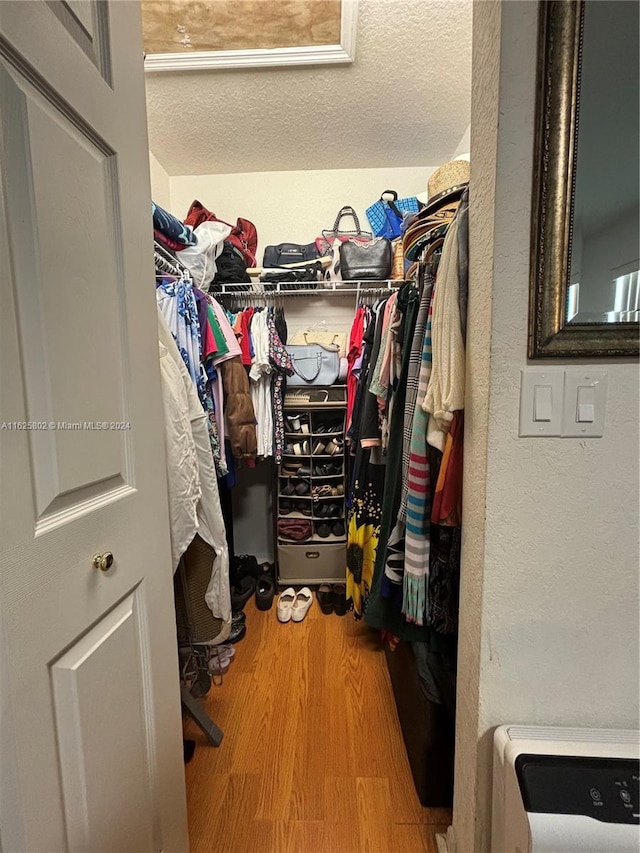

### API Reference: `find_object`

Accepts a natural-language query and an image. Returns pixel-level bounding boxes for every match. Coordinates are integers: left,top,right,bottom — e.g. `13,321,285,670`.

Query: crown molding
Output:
144,0,358,72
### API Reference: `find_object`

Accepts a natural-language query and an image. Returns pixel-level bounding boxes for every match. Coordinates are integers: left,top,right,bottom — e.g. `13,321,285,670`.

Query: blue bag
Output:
366,190,420,240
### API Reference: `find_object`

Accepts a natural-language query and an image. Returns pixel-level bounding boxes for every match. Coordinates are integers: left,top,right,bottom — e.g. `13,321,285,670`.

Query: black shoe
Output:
234,554,261,580
229,613,247,643
183,739,196,763
231,575,257,611
331,520,345,537
331,583,348,616
255,572,275,611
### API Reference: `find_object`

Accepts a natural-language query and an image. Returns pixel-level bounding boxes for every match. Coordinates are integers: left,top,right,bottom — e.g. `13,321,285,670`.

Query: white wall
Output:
169,166,438,257
149,151,171,210
453,4,640,852
453,124,471,159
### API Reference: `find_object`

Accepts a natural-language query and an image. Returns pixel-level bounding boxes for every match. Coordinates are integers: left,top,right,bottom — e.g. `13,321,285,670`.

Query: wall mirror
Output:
529,0,639,358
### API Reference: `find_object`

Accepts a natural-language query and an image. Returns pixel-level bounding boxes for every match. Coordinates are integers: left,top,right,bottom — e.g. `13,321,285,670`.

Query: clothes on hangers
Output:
157,308,231,638
249,309,273,458
421,216,464,452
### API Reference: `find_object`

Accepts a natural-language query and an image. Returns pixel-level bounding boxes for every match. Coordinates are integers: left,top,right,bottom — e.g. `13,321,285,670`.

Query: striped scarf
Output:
402,275,436,625
384,273,434,587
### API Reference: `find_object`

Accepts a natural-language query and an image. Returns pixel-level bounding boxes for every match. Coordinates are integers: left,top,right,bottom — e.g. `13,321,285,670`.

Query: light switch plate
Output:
519,369,564,436
562,371,608,437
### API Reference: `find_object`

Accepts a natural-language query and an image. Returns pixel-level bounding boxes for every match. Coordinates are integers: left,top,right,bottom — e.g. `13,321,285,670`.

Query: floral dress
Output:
267,313,293,464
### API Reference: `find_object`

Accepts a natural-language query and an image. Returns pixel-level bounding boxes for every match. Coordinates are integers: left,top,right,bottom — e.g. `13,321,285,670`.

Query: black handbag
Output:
339,238,393,281
263,242,320,268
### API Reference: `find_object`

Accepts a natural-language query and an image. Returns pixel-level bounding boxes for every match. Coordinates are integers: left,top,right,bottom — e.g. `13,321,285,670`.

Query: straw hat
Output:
420,159,470,218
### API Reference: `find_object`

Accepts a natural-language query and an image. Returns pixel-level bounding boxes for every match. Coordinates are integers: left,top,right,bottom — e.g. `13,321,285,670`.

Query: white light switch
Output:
576,386,595,423
563,371,607,437
519,370,564,436
534,385,553,422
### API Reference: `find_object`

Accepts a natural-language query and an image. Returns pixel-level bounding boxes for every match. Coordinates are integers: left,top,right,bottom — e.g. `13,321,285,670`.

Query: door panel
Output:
1,62,132,521
51,590,154,853
0,2,188,851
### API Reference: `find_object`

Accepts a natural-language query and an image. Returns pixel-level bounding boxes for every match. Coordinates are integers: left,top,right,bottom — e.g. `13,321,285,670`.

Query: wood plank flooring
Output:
184,596,451,852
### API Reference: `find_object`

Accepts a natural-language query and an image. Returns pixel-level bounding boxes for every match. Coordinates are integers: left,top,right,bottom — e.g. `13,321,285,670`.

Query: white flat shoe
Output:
291,587,313,622
277,587,296,622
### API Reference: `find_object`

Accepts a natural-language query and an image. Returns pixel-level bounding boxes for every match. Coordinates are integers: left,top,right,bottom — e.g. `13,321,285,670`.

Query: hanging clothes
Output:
249,309,273,458
346,300,388,617
346,306,367,434
157,309,231,639
422,216,464,451
401,269,436,624
267,312,293,465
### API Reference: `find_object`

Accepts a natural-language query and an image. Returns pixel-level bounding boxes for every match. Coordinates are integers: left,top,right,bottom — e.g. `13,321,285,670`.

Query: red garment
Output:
431,411,464,526
154,229,184,253
184,200,258,267
239,307,255,367
346,307,367,433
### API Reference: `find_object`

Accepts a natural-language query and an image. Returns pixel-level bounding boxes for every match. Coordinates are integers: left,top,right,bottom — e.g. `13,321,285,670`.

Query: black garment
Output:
211,242,251,289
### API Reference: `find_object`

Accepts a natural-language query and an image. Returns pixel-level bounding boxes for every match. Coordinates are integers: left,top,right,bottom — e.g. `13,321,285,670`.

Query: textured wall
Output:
169,165,438,255
451,2,500,851
453,3,640,852
149,151,171,210
145,0,472,175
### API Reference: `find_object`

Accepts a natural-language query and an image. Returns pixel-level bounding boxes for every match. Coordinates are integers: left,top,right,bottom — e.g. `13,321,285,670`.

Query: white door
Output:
0,2,189,851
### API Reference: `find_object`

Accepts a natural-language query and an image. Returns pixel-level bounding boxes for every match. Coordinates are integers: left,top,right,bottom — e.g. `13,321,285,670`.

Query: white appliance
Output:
491,725,640,853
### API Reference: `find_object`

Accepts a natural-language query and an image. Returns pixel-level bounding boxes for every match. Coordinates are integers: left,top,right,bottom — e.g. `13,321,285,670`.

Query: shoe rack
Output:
276,388,348,586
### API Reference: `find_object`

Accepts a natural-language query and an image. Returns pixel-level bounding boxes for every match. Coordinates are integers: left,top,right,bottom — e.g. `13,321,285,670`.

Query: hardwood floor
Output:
184,596,451,852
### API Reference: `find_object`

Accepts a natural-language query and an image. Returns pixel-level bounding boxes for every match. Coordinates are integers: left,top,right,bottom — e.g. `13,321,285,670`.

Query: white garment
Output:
249,310,273,458
421,216,465,451
158,309,231,640
176,220,231,290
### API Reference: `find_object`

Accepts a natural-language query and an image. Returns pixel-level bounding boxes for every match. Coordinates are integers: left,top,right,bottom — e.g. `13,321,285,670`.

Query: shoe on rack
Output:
331,520,345,537
314,502,329,518
291,587,313,622
255,572,276,611
277,587,297,622
327,503,341,518
325,438,344,456
286,414,302,432
296,501,312,516
281,478,295,496
331,583,348,616
296,465,312,478
317,583,333,615
312,484,332,499
280,499,293,514
295,480,310,496
316,522,331,539
330,484,345,497
312,440,327,455
231,574,257,611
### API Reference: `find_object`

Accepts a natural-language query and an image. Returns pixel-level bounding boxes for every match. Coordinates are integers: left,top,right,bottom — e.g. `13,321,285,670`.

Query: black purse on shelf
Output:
339,238,393,281
262,242,320,268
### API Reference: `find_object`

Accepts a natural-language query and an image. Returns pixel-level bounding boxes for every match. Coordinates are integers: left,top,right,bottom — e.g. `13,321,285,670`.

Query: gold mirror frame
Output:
529,0,639,358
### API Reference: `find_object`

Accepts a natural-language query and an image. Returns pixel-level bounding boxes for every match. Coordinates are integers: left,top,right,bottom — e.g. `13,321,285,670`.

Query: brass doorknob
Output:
93,552,114,572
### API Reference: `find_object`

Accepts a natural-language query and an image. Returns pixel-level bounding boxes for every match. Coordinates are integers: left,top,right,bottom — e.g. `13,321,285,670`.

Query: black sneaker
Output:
229,612,247,643
255,572,275,611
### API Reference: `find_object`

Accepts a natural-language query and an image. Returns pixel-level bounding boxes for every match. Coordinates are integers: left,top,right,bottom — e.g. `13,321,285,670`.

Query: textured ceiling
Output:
145,0,473,176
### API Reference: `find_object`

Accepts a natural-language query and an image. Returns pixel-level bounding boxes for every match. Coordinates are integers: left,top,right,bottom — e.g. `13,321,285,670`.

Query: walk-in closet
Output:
145,2,472,850
0,1,470,851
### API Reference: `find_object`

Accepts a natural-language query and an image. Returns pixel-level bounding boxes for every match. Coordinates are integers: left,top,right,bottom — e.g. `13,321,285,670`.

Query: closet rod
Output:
215,280,407,298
